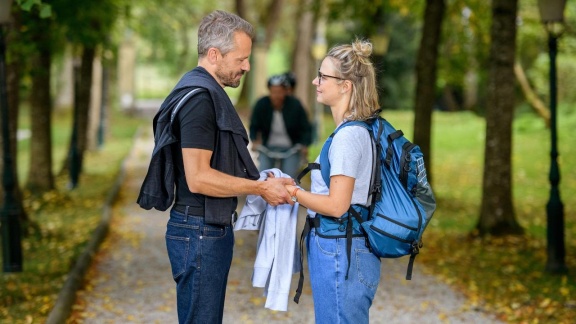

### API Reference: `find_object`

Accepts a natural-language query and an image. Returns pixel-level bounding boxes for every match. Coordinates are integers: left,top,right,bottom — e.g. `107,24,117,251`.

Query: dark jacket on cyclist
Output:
249,95,312,148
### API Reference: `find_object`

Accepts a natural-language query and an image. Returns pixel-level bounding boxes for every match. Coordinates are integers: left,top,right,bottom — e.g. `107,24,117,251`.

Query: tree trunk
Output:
64,46,95,187
291,0,315,112
27,44,55,192
263,0,284,49
477,0,523,236
441,85,460,111
87,53,102,151
78,46,95,154
234,0,251,112
235,0,284,113
413,0,445,186
236,0,246,19
3,11,30,225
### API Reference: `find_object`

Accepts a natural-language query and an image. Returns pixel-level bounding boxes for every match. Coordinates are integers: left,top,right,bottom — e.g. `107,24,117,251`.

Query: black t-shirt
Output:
172,90,216,213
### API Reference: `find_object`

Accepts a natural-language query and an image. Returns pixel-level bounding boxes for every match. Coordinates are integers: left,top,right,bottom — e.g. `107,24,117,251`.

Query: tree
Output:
291,0,316,111
1,10,29,227
67,45,95,188
52,0,119,187
413,0,445,185
23,8,55,192
1,3,49,225
476,0,523,236
235,0,286,111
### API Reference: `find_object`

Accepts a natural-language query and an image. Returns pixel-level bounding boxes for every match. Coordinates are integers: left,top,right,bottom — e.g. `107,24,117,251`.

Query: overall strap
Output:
293,216,317,303
345,207,369,278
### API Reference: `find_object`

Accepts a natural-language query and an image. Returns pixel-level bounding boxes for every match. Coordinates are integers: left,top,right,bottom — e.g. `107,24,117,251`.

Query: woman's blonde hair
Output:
325,39,380,120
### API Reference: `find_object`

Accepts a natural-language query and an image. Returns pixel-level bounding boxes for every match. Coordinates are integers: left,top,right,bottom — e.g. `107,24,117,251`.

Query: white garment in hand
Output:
235,168,301,311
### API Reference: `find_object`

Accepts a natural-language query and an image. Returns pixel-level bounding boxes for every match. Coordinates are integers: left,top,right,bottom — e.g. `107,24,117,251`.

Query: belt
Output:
172,204,204,216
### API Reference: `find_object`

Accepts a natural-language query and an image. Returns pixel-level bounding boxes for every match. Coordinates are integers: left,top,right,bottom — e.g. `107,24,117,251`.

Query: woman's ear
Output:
341,80,353,94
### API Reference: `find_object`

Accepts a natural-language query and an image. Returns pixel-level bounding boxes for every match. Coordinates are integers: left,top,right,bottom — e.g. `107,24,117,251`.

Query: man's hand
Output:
260,177,295,206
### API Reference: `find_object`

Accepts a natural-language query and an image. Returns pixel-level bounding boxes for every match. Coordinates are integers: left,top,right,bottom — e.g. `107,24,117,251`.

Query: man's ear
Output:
206,48,219,64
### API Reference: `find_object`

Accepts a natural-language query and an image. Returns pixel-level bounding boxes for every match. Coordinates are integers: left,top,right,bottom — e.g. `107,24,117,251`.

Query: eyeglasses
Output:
317,70,344,85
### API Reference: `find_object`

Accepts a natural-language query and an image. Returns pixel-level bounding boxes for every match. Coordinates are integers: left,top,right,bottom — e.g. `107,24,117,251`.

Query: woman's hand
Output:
284,184,297,194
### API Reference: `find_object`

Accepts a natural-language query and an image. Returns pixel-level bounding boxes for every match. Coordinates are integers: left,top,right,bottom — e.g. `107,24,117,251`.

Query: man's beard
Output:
216,65,244,88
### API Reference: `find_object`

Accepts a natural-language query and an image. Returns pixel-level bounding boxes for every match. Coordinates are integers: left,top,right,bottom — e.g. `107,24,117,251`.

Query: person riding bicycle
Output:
249,74,312,178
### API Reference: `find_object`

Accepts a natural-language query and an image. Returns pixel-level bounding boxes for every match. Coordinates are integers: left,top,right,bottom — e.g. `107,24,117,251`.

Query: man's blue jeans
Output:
307,228,381,324
166,208,234,324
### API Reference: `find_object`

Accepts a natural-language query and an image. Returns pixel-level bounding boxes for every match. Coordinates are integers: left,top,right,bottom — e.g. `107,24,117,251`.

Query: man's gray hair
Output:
197,10,254,57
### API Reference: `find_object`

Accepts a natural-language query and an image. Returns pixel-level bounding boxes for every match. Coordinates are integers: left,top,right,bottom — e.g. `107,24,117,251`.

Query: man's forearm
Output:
186,167,263,198
182,148,292,206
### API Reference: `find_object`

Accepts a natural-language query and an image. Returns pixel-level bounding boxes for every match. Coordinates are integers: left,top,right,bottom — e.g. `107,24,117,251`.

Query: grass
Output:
422,109,576,323
1,104,575,323
0,106,146,323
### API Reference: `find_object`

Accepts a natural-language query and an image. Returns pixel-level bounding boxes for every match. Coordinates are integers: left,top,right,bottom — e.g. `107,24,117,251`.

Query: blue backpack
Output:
333,117,436,268
295,117,436,297
294,117,436,303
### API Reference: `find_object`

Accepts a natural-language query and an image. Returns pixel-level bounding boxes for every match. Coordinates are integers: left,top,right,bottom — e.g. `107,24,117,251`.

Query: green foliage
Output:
323,1,421,110
528,52,576,106
15,0,51,17
517,0,547,68
129,0,220,76
51,0,120,48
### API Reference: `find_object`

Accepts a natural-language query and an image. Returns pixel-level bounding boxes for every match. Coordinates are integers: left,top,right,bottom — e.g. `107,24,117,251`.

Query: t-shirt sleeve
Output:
177,92,216,150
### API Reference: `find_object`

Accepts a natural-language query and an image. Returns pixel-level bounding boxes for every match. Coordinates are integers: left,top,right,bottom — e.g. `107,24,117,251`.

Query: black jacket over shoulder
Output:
137,66,260,225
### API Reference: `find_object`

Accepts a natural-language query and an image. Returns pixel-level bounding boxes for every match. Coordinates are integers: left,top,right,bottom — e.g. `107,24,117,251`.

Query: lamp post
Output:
0,0,23,273
538,0,567,274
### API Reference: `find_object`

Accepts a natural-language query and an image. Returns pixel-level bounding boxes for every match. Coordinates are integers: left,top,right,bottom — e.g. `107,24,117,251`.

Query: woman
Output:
285,39,381,323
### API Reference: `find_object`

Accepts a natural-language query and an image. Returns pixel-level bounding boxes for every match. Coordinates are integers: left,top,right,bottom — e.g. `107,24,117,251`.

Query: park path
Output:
70,125,504,324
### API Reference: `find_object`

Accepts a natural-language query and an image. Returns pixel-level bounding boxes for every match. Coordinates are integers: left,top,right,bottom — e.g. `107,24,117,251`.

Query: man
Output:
137,10,293,324
249,74,312,178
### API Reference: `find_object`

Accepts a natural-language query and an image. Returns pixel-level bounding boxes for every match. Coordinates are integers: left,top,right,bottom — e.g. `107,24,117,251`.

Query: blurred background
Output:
1,0,576,323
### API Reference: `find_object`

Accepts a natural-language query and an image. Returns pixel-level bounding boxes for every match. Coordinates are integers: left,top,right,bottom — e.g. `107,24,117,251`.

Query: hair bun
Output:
352,39,373,58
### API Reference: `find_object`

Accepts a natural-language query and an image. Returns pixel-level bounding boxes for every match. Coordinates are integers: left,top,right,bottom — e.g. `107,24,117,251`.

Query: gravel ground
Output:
72,127,504,324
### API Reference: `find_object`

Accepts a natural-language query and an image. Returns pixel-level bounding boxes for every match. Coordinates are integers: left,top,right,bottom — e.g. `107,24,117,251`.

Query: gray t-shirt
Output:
308,124,373,217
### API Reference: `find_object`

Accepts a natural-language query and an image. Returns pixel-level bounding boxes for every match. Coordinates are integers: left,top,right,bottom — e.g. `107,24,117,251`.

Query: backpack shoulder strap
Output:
318,120,372,187
295,163,320,184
